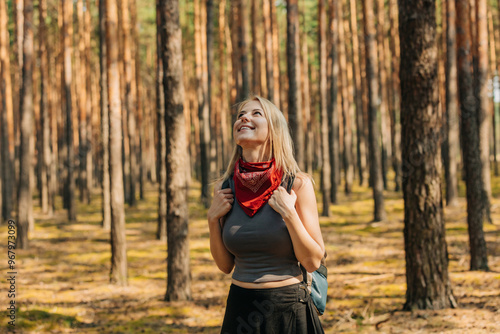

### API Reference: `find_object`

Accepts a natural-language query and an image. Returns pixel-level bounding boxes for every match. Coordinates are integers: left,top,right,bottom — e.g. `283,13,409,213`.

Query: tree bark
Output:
39,0,52,215
301,27,313,175
475,0,491,221
328,0,339,204
271,1,281,109
319,0,331,216
156,0,166,241
376,0,391,189
263,0,275,103
488,6,498,177
219,0,229,169
63,0,76,222
389,0,402,192
17,0,34,249
251,0,261,95
444,0,459,207
399,0,457,310
106,0,128,285
100,0,111,230
338,0,354,195
0,0,15,221
363,0,386,221
238,0,250,100
159,0,192,301
287,0,304,170
456,0,489,271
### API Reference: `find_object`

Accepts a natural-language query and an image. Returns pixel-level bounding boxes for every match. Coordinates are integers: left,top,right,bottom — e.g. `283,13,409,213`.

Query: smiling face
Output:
233,100,269,151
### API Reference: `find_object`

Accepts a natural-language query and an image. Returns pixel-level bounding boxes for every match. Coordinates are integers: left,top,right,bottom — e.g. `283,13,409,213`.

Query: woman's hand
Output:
268,186,297,218
207,181,234,224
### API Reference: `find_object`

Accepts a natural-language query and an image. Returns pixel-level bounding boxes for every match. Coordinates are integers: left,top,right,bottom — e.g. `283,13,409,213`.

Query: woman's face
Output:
233,100,269,149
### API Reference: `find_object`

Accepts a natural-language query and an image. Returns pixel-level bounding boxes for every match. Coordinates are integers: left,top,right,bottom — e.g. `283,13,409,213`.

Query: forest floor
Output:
0,172,499,333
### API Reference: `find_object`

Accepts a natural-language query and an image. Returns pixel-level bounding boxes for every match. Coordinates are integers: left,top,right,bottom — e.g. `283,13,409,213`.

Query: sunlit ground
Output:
0,169,499,333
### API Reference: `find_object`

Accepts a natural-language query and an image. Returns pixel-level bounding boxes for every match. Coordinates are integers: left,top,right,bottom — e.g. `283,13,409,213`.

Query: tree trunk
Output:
399,0,457,310
456,0,489,271
63,0,76,222
263,0,275,103
376,0,391,189
271,1,281,109
319,0,331,216
389,0,402,192
106,0,128,285
17,0,34,249
287,0,304,170
475,0,491,222
39,0,52,215
238,0,250,100
195,0,211,208
488,6,498,177
156,0,166,241
219,0,229,169
100,0,111,230
251,0,261,95
77,0,89,204
159,0,192,301
118,0,137,207
0,0,15,221
338,0,354,195
349,0,367,187
84,0,93,202
301,27,313,176
444,0,459,207
363,0,386,221
328,0,339,204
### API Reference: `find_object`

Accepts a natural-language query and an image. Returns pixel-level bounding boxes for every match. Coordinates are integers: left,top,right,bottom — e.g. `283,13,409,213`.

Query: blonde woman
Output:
207,95,325,333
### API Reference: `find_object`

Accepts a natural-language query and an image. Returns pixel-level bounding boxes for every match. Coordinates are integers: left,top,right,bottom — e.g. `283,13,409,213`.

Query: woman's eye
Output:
237,113,244,118
254,111,262,116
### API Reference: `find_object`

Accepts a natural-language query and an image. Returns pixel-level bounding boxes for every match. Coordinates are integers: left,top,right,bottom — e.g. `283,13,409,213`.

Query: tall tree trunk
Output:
263,0,275,103
376,0,391,189
14,0,24,189
456,0,489,271
206,0,216,187
77,0,89,204
63,0,76,222
219,0,229,168
328,0,339,204
444,0,459,207
251,0,261,95
399,0,457,310
100,0,111,230
338,0,354,195
475,0,491,222
389,0,402,192
159,0,192,301
17,0,34,249
350,0,367,187
363,0,386,221
39,0,52,215
0,0,15,221
156,0,166,241
238,0,250,100
287,0,304,170
106,0,128,285
271,1,281,109
118,0,137,207
84,0,93,202
195,0,211,208
488,6,498,177
301,26,313,175
319,0,331,216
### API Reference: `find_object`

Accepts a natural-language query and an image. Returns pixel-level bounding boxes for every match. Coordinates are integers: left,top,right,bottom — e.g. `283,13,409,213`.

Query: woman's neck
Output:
241,147,270,163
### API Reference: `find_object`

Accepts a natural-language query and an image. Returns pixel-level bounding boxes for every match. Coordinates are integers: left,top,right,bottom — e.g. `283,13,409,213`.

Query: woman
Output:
207,95,325,333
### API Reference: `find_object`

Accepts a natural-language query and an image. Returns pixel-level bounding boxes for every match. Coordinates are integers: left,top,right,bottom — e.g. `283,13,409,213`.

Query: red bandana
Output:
233,158,283,217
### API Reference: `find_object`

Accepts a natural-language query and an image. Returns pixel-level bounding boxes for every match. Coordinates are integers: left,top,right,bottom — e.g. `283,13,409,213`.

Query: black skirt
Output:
220,283,324,334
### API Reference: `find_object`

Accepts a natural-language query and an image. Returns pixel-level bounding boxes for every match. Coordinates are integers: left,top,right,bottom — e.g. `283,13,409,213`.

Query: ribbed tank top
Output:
222,176,301,283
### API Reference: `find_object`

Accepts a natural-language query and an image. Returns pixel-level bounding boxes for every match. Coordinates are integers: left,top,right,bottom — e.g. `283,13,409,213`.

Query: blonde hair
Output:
219,95,301,183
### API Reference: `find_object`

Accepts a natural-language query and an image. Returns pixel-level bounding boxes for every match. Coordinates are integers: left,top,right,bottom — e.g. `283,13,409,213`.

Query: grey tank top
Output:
222,176,301,283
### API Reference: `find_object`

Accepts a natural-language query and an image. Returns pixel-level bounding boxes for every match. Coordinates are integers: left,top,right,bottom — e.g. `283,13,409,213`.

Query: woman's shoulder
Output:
292,172,313,192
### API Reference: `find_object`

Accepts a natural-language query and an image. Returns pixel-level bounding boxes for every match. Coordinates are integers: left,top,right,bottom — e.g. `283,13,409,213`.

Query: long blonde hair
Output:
219,95,301,183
